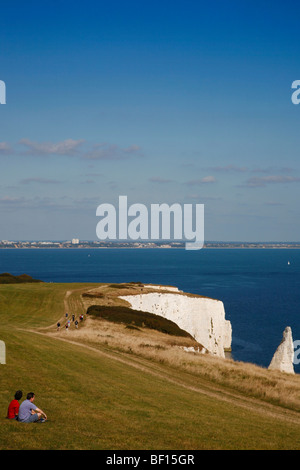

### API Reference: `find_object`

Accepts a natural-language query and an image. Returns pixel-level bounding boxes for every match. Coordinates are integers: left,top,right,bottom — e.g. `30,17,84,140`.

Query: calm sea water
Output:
0,248,299,372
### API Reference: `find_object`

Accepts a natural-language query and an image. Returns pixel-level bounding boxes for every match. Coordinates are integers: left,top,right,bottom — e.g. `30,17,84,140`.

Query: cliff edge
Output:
119,284,232,357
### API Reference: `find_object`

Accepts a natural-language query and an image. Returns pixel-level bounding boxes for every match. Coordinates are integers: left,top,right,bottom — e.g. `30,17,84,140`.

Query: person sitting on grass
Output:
17,392,47,423
7,390,23,419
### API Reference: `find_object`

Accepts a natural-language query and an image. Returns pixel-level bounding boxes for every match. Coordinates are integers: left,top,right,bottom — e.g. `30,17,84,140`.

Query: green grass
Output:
0,282,94,328
0,283,300,450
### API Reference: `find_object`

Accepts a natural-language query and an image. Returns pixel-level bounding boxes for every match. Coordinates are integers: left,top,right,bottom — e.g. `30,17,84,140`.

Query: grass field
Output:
0,282,300,450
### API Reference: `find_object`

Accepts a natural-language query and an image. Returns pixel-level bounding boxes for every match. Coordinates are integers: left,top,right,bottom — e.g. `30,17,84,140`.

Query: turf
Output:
0,283,300,450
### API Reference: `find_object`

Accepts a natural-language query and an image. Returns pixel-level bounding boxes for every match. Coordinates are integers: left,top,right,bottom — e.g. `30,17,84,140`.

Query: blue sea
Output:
0,248,299,372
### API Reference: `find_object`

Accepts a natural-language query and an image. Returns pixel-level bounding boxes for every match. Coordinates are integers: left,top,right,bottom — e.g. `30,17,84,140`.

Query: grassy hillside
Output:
0,283,300,450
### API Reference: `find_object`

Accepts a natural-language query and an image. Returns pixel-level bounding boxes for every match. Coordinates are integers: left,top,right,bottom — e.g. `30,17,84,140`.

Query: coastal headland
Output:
0,279,300,450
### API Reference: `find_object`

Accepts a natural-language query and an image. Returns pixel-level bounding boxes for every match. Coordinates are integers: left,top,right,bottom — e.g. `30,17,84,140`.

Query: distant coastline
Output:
1,240,300,249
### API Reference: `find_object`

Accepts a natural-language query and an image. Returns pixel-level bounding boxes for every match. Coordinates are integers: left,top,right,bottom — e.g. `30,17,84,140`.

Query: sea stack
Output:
268,326,295,374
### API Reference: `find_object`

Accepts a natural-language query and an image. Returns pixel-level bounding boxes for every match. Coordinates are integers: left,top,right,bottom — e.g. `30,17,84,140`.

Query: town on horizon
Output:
1,239,300,249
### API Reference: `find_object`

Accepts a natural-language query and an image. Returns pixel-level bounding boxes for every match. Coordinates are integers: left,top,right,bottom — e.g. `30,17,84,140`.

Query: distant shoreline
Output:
1,244,300,250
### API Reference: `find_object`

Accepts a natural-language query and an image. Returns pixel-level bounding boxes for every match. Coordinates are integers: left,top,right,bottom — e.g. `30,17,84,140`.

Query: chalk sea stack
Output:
268,326,295,374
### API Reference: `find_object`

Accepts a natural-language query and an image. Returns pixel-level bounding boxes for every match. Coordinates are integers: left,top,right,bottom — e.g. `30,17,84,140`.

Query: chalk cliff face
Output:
120,287,232,357
268,326,295,374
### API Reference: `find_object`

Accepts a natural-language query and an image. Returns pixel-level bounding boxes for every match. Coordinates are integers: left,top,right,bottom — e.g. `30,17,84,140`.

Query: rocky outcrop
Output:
183,346,205,354
119,287,232,357
268,327,295,374
143,284,182,293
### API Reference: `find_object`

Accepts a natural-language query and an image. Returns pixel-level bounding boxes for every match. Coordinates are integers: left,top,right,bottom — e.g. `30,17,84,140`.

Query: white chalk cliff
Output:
120,285,232,357
268,326,295,374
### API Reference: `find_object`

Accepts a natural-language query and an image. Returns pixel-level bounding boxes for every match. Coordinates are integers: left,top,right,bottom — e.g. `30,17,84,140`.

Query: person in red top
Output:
7,390,23,419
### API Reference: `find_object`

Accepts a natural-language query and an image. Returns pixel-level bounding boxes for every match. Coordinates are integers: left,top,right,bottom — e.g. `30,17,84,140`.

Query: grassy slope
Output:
0,283,299,450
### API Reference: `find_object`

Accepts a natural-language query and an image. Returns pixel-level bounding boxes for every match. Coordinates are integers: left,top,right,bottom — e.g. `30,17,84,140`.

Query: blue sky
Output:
1,0,300,241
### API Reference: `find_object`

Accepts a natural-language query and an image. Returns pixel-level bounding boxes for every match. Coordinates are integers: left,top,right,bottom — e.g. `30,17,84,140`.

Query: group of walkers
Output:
7,391,47,423
56,312,84,331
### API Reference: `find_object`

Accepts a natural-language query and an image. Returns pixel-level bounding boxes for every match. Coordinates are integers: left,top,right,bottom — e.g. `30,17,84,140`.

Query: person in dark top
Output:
7,390,23,419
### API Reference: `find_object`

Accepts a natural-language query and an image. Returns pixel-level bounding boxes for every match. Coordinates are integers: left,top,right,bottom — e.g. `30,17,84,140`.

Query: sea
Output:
0,248,299,373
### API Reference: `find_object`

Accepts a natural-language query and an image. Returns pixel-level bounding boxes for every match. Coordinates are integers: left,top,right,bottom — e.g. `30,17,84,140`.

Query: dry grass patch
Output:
49,316,300,412
86,304,195,339
51,316,199,352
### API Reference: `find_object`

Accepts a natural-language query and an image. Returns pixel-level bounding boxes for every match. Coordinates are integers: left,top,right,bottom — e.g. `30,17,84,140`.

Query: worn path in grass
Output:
37,287,300,427
0,283,300,449
31,328,300,427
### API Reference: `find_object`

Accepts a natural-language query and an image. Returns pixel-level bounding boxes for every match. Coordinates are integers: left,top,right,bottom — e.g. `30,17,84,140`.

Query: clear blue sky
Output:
1,0,300,241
